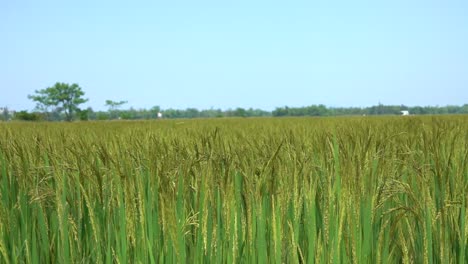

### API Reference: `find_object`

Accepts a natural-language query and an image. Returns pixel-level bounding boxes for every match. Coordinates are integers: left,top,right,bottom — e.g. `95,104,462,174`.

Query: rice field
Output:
0,116,467,263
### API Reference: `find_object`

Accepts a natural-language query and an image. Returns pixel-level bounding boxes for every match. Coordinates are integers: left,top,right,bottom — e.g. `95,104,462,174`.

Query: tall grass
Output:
0,116,467,263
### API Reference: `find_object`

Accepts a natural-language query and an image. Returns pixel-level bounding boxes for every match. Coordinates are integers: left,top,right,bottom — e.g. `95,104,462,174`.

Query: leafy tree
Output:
272,106,290,117
28,82,88,121
462,104,468,114
14,111,43,121
27,90,54,120
105,100,128,119
186,108,200,118
105,100,127,111
233,107,247,117
96,112,110,120
77,109,90,121
84,107,96,120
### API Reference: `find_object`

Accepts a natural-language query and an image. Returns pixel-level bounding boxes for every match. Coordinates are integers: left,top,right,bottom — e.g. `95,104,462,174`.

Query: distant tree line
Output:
271,104,468,117
11,107,272,121
4,82,468,121
11,104,468,122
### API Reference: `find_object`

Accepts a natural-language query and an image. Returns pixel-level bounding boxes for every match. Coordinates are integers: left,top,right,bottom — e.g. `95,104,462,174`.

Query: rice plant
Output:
0,116,466,263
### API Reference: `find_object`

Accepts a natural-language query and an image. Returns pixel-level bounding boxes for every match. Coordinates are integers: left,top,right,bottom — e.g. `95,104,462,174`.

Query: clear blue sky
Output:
1,0,467,111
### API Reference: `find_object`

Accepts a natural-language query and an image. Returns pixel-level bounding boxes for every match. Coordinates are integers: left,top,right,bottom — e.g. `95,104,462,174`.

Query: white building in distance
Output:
400,110,410,116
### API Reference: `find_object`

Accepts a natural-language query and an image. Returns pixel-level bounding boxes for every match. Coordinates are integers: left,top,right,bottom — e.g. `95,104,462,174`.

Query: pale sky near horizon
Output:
1,0,467,111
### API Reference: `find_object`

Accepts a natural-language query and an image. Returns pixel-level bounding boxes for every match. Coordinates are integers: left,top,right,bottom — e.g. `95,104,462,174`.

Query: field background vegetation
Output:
0,116,467,263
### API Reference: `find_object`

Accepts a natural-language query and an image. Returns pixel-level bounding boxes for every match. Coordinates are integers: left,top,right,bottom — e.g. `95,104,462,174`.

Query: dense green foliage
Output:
0,116,467,263
9,111,42,122
14,104,468,121
28,82,88,121
272,104,468,116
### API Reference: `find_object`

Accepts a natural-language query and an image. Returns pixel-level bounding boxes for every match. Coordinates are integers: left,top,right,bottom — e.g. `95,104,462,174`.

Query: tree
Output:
14,111,42,121
28,82,88,121
27,89,54,120
77,108,90,121
233,107,247,117
105,100,127,111
105,100,127,119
